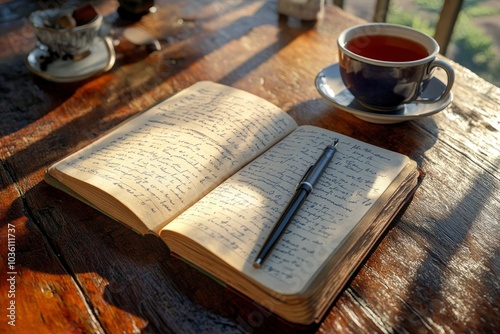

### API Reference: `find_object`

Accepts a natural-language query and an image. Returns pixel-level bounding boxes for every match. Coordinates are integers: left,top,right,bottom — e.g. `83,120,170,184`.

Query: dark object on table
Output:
118,0,155,21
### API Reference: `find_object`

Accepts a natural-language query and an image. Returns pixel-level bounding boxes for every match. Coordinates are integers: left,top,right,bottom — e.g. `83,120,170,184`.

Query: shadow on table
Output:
391,156,500,331
351,156,500,332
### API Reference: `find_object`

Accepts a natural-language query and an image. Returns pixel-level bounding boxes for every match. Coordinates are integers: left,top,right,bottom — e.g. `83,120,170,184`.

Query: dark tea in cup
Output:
337,23,454,111
346,35,428,62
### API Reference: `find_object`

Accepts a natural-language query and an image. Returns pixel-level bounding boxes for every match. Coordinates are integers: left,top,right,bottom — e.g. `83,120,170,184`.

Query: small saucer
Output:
315,63,453,124
26,37,115,83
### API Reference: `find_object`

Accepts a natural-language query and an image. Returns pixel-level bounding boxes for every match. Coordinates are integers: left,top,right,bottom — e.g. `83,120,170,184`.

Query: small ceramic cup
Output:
29,6,102,59
337,23,454,111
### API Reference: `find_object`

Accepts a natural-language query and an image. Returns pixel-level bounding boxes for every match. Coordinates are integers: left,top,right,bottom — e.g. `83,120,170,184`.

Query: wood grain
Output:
0,0,498,333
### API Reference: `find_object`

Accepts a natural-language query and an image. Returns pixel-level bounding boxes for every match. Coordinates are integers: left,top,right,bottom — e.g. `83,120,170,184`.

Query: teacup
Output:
29,5,102,59
337,23,454,111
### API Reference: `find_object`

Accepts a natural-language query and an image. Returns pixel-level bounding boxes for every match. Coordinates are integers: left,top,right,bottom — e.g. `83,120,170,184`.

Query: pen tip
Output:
333,139,339,146
253,259,262,269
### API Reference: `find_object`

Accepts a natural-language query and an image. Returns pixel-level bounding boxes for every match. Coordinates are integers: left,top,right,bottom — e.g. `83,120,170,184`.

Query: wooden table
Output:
1,0,499,332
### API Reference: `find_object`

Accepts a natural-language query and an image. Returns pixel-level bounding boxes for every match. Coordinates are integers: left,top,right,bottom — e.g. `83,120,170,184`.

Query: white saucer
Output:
315,63,453,124
26,37,115,83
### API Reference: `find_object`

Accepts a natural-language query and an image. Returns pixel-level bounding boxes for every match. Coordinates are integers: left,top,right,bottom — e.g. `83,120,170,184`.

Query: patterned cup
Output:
29,6,102,59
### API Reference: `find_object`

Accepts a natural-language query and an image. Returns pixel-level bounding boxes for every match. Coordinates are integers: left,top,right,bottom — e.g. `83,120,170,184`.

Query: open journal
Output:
45,81,419,325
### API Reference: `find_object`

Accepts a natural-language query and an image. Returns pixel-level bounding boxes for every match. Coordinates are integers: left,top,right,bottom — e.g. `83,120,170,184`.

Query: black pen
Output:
253,139,339,268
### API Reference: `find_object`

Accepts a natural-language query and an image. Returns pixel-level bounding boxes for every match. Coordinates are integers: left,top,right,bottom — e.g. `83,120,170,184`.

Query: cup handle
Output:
415,59,455,104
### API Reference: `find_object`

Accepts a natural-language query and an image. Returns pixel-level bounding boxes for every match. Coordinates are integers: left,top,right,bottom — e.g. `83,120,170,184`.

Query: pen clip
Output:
296,165,313,189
